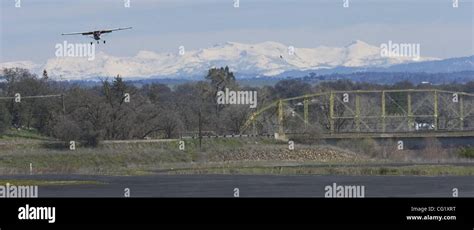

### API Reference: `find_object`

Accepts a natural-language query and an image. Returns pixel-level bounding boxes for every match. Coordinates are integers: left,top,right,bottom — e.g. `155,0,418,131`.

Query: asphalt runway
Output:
0,174,473,197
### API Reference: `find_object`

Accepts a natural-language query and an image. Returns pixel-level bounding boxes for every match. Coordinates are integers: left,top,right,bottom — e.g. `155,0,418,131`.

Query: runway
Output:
0,174,473,197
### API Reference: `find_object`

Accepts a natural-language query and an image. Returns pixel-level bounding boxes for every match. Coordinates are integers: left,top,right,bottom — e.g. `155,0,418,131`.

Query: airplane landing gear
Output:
103,40,106,44
90,42,93,45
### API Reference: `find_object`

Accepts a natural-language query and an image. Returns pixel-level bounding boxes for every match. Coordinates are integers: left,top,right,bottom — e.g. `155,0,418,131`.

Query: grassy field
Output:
1,129,473,176
0,179,102,186
166,164,474,176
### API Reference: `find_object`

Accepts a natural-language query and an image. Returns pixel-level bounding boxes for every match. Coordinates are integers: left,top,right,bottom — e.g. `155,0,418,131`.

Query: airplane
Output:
61,27,132,45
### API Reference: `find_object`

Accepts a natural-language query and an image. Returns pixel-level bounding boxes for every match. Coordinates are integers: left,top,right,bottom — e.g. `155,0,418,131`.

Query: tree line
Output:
1,67,473,145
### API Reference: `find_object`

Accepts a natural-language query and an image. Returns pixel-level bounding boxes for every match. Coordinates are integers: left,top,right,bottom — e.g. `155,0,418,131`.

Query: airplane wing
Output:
100,27,133,34
61,31,94,36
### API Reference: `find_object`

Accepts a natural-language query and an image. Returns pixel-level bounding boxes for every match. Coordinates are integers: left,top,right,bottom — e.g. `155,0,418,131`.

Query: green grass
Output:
0,138,288,175
167,164,474,176
0,128,52,141
1,131,472,177
0,179,102,186
0,143,189,175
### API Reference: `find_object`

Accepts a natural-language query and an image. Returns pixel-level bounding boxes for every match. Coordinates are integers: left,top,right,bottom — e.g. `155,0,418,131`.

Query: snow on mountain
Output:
1,41,438,80
0,61,41,72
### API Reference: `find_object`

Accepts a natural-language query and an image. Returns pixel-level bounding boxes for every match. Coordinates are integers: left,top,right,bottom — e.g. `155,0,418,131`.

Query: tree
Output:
221,105,251,133
2,68,61,132
52,115,82,144
42,70,48,80
205,66,236,92
205,67,237,116
274,79,312,98
0,101,10,134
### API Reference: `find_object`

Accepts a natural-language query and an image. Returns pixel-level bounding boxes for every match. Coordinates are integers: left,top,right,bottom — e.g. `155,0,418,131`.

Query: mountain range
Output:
0,40,472,80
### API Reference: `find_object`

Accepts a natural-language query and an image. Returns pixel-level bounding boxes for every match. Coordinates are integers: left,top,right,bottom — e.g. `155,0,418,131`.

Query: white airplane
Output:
61,27,132,45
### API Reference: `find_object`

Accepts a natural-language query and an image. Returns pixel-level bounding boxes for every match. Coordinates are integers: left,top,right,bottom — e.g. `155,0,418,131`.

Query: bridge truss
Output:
242,89,474,138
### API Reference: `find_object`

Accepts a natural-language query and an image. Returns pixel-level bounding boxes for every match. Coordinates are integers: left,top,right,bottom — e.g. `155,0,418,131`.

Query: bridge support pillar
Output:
278,100,285,138
329,92,335,134
252,120,257,135
355,94,361,132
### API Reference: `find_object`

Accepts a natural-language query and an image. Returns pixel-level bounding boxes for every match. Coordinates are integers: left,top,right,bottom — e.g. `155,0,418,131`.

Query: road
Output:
0,174,473,197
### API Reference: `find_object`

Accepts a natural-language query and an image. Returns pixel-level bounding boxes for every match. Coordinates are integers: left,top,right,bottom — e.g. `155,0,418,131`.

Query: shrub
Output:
421,137,448,160
336,138,382,157
0,102,10,135
457,148,474,159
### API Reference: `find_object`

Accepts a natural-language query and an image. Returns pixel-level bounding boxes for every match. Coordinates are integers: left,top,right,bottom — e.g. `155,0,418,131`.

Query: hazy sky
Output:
1,0,473,63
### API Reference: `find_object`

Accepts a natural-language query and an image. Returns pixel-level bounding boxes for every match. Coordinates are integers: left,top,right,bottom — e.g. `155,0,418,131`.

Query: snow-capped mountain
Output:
1,40,439,80
0,61,41,71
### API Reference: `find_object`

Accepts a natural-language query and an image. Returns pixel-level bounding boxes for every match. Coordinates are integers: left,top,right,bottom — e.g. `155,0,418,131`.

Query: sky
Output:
0,0,473,63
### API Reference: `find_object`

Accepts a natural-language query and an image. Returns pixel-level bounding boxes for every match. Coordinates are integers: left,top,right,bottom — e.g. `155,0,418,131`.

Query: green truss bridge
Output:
241,89,474,140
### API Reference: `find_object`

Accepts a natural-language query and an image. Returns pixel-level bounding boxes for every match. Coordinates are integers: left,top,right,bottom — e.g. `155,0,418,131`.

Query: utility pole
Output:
61,94,66,116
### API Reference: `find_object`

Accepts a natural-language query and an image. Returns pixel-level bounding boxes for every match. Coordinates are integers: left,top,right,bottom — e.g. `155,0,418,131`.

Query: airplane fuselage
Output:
93,31,101,40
